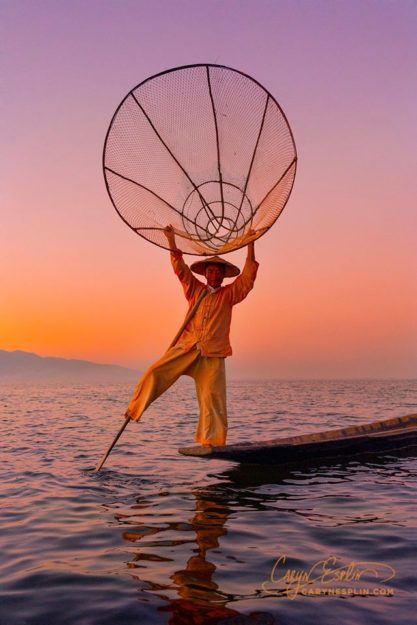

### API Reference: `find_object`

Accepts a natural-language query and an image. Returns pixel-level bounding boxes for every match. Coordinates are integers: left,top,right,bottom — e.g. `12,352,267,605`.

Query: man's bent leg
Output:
192,356,228,446
126,346,200,421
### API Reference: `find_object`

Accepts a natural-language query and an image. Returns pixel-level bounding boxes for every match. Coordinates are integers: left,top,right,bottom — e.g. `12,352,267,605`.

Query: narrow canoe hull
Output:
178,414,417,463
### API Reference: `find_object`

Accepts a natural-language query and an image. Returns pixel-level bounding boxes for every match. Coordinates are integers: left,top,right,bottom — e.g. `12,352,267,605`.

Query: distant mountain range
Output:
0,349,139,382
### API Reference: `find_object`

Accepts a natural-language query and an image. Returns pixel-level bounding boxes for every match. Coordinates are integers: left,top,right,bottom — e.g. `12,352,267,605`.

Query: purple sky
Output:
2,0,417,377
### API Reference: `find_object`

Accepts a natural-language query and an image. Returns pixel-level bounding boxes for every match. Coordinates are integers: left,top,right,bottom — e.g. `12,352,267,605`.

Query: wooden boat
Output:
178,413,417,464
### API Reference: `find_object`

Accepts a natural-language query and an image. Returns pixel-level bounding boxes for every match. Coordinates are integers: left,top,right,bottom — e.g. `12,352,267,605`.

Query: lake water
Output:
1,379,416,625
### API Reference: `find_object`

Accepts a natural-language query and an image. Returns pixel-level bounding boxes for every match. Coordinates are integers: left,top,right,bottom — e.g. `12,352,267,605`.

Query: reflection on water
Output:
114,487,277,624
0,379,416,624
107,448,417,624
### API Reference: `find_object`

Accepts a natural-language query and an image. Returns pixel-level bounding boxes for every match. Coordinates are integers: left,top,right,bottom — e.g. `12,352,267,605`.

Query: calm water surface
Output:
1,379,416,625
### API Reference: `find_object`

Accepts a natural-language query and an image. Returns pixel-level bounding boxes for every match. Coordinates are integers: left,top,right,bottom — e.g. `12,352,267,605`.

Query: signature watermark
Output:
261,555,396,600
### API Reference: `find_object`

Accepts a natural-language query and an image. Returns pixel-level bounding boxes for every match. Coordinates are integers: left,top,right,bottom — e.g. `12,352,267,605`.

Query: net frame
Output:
103,63,297,256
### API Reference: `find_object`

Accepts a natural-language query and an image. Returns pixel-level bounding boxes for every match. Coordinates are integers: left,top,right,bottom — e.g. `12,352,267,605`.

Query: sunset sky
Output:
2,0,416,378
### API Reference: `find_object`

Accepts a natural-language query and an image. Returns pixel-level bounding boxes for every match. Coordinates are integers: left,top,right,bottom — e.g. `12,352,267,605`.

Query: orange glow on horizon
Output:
2,1,416,378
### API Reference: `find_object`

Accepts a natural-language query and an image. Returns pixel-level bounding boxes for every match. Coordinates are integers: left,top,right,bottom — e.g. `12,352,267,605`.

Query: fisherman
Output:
125,225,259,447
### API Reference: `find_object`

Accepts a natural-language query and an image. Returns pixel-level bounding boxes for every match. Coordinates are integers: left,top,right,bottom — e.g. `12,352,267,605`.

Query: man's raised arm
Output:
163,225,200,302
229,237,259,305
164,224,178,252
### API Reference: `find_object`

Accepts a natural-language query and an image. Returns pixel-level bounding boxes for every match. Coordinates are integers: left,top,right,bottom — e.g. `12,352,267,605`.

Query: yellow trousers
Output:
126,345,228,446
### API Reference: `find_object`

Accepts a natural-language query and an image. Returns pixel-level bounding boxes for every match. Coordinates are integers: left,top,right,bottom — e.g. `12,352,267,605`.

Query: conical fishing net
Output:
103,64,297,255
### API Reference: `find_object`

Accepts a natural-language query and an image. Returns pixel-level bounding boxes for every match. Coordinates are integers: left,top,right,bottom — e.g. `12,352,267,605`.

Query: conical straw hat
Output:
190,255,240,278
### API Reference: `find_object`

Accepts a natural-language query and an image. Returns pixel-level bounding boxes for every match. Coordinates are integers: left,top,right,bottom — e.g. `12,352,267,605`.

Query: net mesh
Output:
103,64,297,255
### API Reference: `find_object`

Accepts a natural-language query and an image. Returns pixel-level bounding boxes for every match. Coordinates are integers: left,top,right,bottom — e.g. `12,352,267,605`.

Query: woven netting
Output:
103,64,297,255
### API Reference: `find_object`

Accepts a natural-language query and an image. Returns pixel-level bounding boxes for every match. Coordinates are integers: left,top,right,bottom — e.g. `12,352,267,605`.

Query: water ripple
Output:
0,379,416,624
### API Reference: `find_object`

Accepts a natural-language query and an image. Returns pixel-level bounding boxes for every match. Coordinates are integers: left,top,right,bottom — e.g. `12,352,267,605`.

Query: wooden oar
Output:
167,287,208,349
95,288,208,472
95,414,131,472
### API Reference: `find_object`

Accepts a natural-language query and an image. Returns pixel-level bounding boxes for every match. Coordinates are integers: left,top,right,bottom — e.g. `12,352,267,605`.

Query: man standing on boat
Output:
125,225,259,447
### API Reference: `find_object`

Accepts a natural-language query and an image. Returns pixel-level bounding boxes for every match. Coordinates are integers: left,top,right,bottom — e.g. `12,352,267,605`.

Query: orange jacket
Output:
171,251,259,357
